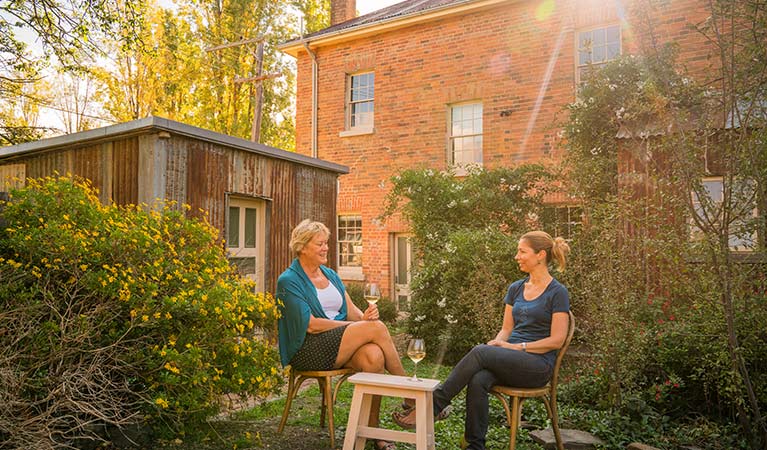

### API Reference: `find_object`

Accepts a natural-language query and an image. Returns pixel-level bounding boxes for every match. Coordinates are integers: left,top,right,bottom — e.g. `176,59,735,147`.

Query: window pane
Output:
606,25,620,43
607,42,620,59
244,208,257,248
593,28,605,46
397,237,408,281
579,31,591,48
593,45,605,63
228,207,239,248
338,215,362,267
703,180,723,201
229,257,256,275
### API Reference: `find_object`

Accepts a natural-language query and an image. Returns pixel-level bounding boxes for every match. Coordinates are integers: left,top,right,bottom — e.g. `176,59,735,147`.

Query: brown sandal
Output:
392,405,452,430
375,440,396,450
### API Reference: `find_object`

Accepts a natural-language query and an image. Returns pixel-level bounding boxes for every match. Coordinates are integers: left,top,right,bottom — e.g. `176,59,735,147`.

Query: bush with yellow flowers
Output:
0,175,282,447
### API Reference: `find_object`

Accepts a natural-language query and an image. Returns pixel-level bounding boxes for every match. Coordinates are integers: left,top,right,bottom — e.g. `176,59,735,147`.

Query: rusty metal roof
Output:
0,116,348,174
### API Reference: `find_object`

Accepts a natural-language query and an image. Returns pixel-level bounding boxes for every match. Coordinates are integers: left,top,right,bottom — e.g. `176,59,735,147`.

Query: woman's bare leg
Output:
344,343,385,427
334,320,406,376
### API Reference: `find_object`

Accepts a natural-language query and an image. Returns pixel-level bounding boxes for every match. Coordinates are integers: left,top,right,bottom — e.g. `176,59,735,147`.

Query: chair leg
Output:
490,392,514,450
333,372,353,404
509,396,521,450
321,376,336,448
548,397,564,450
319,377,328,428
278,372,298,434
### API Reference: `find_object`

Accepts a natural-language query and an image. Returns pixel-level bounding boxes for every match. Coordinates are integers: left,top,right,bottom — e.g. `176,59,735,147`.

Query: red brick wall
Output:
292,0,713,296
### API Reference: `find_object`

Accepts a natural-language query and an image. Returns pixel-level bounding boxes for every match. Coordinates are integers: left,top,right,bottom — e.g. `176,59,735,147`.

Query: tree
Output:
0,0,145,142
561,0,766,444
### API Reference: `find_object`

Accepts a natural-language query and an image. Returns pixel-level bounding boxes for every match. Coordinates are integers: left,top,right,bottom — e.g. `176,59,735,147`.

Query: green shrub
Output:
0,175,282,447
345,281,398,324
382,166,551,363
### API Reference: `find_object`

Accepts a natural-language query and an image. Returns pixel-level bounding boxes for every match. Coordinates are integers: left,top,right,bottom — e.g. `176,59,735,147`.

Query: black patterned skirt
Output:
289,324,350,371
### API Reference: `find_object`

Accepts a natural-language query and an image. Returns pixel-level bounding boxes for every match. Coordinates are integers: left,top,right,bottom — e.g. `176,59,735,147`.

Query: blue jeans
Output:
432,344,553,450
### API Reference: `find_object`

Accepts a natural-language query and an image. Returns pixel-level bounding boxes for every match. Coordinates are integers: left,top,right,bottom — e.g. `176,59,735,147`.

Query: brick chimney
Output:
331,0,356,26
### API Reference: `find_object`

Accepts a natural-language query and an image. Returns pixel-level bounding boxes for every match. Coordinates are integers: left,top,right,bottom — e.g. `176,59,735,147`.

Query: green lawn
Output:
230,357,548,450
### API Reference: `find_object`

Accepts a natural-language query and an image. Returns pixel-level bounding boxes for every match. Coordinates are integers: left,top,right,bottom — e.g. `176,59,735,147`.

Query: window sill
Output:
338,266,365,281
339,127,374,138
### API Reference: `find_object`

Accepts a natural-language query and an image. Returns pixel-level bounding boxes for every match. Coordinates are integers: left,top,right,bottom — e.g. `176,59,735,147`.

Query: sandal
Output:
375,440,396,450
392,405,453,430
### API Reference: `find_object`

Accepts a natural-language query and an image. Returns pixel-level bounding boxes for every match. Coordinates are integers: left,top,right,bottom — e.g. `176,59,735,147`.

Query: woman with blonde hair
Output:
277,219,409,450
393,230,571,450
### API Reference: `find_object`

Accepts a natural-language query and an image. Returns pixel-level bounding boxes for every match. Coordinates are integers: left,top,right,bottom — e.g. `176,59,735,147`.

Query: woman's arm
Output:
345,291,364,321
308,291,378,333
307,315,352,333
487,309,569,353
490,304,514,343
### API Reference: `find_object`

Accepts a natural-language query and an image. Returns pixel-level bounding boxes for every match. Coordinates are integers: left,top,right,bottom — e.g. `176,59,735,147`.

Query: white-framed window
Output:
347,72,374,131
691,177,758,251
577,24,621,84
227,196,267,288
338,215,363,279
448,102,483,171
543,205,583,241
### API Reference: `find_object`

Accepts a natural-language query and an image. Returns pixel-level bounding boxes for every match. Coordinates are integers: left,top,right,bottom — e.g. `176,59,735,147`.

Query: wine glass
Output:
364,283,380,306
407,338,426,382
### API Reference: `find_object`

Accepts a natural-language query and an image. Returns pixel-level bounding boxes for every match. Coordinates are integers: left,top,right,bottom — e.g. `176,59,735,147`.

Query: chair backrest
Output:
549,311,575,390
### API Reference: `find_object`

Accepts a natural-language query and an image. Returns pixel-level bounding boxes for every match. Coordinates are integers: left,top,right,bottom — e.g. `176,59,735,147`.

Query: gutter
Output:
303,41,319,159
278,0,509,57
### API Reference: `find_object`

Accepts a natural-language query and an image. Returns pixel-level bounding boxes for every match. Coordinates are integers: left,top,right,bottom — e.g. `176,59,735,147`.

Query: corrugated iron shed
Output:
0,116,349,292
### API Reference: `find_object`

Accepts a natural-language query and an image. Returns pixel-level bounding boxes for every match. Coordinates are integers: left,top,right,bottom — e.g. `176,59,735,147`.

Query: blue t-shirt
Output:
503,277,570,366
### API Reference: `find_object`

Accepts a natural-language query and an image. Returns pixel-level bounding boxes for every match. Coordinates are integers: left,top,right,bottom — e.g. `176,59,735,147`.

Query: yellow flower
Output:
155,397,169,408
142,315,149,322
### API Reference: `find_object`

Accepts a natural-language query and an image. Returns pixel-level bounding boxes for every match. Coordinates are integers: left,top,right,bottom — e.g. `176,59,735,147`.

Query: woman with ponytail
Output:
393,231,571,450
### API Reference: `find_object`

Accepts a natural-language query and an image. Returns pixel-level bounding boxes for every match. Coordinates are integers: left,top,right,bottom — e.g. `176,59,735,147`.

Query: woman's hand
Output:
361,304,380,321
487,339,508,347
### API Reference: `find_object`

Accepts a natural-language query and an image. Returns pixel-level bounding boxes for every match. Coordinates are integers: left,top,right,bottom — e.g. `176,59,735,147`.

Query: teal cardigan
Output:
276,258,348,367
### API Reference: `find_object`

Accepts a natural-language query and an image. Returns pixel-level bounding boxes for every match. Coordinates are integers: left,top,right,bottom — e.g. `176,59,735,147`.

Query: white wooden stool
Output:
342,372,440,450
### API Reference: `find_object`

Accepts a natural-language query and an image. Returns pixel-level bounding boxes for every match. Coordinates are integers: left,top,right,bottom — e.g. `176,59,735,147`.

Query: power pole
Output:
205,36,281,143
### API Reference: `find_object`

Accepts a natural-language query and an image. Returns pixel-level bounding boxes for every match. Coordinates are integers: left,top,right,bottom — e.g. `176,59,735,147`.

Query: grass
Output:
173,357,549,450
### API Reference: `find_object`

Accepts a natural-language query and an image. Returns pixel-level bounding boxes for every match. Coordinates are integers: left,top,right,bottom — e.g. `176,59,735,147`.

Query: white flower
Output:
445,243,456,253
437,297,447,308
445,314,458,324
414,315,426,322
447,200,457,208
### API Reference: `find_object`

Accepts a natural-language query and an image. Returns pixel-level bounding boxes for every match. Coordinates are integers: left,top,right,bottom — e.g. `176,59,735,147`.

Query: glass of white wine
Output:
364,283,380,307
407,338,426,382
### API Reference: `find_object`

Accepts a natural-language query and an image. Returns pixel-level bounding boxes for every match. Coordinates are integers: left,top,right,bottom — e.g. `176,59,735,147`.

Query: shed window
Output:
227,197,267,288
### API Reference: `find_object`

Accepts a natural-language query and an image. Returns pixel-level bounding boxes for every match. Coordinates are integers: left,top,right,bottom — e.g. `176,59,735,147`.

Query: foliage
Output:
345,282,398,324
95,0,303,150
0,0,145,143
0,176,282,448
382,166,552,363
561,7,767,443
563,45,703,201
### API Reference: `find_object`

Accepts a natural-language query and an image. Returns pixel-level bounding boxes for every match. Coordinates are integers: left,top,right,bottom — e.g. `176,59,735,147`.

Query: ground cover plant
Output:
0,175,282,448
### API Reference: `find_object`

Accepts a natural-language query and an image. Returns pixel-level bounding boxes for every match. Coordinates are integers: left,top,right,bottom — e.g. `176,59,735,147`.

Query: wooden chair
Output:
277,367,356,448
490,311,575,450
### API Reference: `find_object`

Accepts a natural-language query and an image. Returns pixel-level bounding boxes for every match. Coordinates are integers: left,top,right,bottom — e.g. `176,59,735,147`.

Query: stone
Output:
627,444,662,450
529,428,605,450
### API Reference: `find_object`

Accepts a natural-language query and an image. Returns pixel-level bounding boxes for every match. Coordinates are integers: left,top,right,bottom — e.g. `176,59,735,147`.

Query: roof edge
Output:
0,116,349,174
279,0,509,57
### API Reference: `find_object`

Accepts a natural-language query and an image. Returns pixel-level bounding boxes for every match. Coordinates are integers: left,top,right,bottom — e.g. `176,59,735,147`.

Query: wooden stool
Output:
277,367,356,449
342,372,440,450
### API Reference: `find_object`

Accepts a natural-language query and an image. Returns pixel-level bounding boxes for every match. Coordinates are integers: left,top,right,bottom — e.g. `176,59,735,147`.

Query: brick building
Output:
279,0,713,308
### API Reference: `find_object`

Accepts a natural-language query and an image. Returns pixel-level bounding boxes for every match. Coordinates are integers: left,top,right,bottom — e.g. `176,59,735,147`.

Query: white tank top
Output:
316,283,343,319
